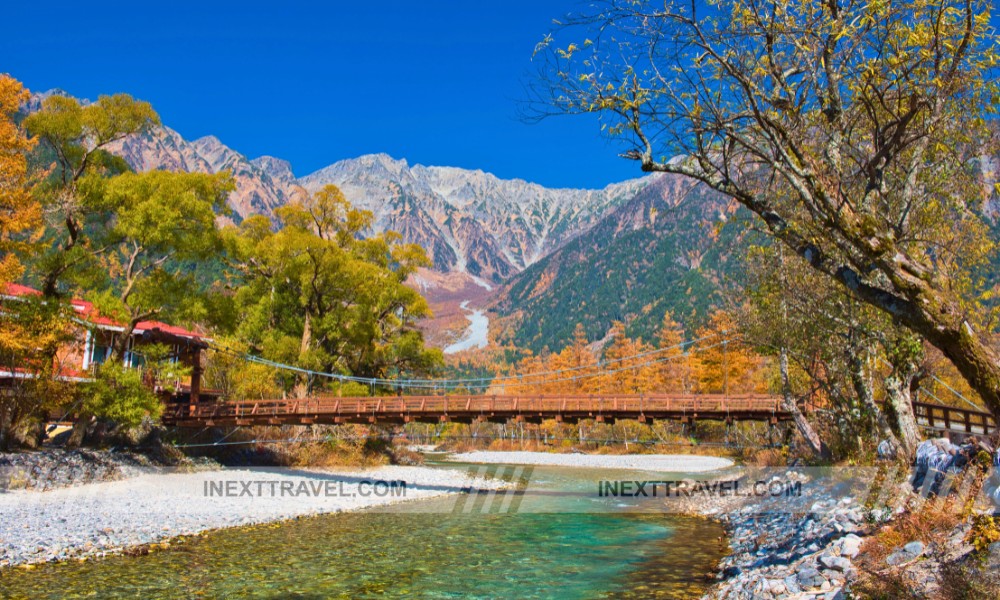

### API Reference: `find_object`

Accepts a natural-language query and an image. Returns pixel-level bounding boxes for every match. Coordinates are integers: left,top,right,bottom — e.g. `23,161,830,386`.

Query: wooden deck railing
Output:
912,401,995,436
162,393,786,424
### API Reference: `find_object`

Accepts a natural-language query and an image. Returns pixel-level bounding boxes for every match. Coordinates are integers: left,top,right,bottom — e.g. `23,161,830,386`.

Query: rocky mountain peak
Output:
297,154,652,282
21,90,659,284
251,156,296,183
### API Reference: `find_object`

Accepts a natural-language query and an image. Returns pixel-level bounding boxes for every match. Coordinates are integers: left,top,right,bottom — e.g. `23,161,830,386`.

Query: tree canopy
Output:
0,75,40,286
82,170,233,359
533,0,1000,417
24,93,159,297
226,184,442,396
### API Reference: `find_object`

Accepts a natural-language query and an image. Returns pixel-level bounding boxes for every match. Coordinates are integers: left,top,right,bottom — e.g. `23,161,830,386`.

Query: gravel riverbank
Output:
446,451,734,472
0,448,216,492
689,467,996,599
0,464,506,568
701,480,866,599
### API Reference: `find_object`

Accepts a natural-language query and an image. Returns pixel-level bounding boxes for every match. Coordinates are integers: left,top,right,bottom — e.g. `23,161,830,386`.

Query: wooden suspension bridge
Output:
162,393,996,437
164,394,788,427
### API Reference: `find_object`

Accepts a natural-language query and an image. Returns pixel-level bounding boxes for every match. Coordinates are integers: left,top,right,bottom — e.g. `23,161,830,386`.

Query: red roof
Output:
68,297,123,329
2,283,208,341
2,282,42,297
0,366,93,382
134,320,208,341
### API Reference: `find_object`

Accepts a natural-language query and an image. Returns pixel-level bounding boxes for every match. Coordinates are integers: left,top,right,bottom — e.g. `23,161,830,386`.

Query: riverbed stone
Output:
904,541,925,556
766,579,786,595
797,567,825,589
820,555,852,572
838,534,863,558
783,574,802,594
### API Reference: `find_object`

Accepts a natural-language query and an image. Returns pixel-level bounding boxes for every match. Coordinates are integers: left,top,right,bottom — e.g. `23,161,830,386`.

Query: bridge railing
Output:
912,400,995,435
165,393,786,421
299,393,784,415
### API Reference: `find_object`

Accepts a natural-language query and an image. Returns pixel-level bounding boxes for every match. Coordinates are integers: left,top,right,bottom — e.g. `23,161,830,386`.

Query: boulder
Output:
797,567,826,589
819,555,852,572
766,579,786,595
903,541,925,556
839,534,863,558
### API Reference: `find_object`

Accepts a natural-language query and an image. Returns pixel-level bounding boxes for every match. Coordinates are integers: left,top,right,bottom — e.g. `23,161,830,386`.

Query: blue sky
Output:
3,1,639,189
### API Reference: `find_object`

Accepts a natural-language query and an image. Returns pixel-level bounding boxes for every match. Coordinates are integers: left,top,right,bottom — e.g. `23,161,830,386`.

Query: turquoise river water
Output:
0,460,728,599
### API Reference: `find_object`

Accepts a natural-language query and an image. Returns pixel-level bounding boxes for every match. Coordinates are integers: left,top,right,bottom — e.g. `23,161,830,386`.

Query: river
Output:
0,461,727,599
443,301,489,354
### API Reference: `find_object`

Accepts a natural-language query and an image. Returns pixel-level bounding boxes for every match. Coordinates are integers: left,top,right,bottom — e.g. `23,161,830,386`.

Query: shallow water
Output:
0,463,727,599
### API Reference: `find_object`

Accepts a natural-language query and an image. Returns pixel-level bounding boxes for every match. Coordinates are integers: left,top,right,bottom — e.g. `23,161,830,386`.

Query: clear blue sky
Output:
3,0,639,189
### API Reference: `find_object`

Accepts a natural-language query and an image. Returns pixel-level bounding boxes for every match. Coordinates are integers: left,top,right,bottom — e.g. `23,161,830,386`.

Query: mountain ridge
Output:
491,171,746,352
19,89,738,352
23,88,653,283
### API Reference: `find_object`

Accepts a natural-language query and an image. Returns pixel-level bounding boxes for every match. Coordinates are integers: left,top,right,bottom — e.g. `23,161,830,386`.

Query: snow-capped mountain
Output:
298,154,647,281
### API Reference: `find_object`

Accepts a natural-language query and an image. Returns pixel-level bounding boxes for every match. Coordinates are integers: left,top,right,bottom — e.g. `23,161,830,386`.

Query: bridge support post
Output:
187,346,203,418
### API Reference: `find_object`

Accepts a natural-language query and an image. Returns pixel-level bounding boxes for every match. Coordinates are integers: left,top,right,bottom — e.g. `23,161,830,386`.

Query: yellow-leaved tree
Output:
0,74,40,288
598,321,658,394
534,0,1000,420
548,324,599,393
655,311,693,393
693,310,764,394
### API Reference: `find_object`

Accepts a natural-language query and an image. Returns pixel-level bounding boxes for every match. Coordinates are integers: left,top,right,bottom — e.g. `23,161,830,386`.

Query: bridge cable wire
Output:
208,340,730,391
925,372,985,412
202,334,727,391
203,332,719,386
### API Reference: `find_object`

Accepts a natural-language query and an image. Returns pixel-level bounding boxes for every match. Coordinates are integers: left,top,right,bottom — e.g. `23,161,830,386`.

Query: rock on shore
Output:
706,496,866,599
694,468,994,599
0,448,216,492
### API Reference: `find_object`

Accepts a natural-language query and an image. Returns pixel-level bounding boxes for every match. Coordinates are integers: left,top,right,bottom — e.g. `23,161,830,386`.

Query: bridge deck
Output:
163,393,791,427
162,394,997,437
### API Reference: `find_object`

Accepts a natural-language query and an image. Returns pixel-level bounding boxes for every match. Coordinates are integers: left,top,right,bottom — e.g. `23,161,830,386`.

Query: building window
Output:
90,340,111,367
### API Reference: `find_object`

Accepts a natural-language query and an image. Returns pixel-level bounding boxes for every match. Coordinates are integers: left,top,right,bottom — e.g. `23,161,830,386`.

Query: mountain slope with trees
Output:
492,172,751,352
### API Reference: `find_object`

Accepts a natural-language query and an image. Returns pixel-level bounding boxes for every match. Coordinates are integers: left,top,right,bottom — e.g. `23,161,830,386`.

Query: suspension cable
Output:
204,334,727,391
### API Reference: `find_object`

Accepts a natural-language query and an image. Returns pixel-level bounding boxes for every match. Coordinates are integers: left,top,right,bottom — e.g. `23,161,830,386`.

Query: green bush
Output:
83,361,162,428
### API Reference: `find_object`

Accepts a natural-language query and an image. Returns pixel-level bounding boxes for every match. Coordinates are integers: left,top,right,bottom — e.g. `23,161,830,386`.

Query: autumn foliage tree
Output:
693,310,766,394
0,75,68,449
0,74,40,287
534,0,1000,419
656,311,693,393
499,314,745,396
597,321,658,393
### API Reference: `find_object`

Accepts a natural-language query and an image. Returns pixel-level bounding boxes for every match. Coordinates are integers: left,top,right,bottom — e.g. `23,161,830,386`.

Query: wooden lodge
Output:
0,283,216,404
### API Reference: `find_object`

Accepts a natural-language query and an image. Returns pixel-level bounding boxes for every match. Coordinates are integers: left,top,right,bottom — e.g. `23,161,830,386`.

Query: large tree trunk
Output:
293,310,313,399
849,353,902,454
656,161,1000,424
885,371,921,458
780,347,830,459
916,316,1000,420
66,418,88,448
0,401,11,451
110,320,140,364
799,235,1000,425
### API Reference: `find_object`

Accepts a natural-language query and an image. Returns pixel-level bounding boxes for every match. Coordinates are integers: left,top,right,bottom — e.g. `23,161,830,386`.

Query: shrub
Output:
83,361,162,428
966,514,1000,561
